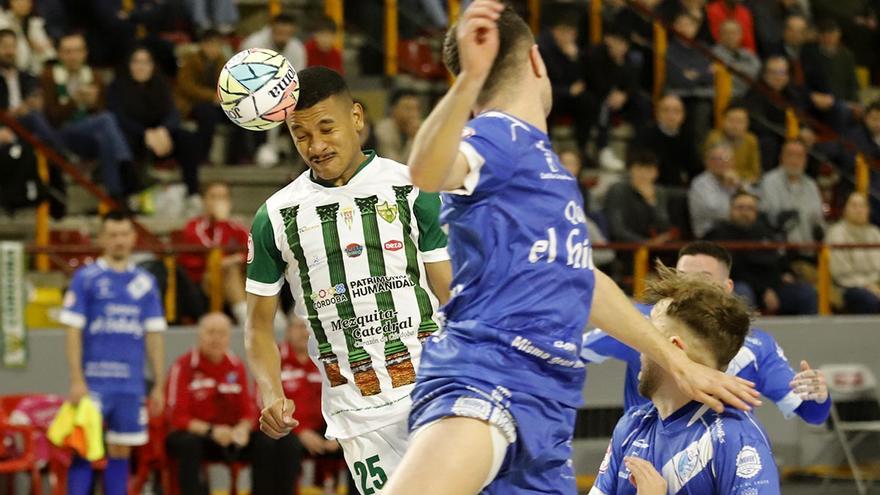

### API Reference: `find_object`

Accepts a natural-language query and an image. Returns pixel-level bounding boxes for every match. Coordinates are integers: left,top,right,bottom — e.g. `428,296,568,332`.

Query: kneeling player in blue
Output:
60,211,166,495
582,242,830,423
383,2,760,494
589,268,780,495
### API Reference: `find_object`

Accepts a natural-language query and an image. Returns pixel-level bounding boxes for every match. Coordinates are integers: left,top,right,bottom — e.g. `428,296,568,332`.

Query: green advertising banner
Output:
0,241,27,367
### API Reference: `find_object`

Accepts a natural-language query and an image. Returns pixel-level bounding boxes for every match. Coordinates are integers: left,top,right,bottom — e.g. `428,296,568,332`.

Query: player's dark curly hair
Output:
643,263,751,368
442,2,534,106
295,66,351,111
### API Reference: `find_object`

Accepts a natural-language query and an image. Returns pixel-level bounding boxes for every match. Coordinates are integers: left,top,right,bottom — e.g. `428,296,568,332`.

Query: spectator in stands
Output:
375,89,422,163
847,101,880,224
305,15,343,74
704,104,762,183
176,29,236,165
178,181,249,325
41,32,137,203
759,139,825,244
665,12,715,147
770,14,810,64
658,0,714,44
689,141,740,237
711,19,761,97
604,150,675,245
241,13,306,168
640,94,701,187
186,0,238,35
750,0,810,56
743,55,810,170
0,28,49,138
826,192,880,313
706,0,756,52
538,10,591,154
35,0,66,41
801,18,859,111
107,46,201,206
280,317,338,457
0,0,54,74
810,0,879,72
60,210,167,495
166,312,301,495
705,190,818,313
584,27,650,153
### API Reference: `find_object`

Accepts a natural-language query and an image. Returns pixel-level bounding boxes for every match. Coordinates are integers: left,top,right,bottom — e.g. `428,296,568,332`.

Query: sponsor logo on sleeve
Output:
735,446,762,479
384,240,403,251
247,234,254,264
598,444,612,474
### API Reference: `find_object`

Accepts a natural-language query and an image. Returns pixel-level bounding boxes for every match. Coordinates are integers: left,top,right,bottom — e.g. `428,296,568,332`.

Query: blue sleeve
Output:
139,273,167,332
58,269,88,329
754,335,801,419
793,398,831,425
714,425,780,494
454,117,518,196
582,330,640,365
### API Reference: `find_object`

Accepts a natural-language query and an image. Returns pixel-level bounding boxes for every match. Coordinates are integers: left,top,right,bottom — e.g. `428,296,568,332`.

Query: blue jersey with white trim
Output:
581,304,811,419
59,259,166,394
418,111,595,407
590,401,780,495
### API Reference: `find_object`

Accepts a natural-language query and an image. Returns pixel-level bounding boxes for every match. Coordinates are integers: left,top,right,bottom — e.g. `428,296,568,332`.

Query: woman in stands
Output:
106,46,201,212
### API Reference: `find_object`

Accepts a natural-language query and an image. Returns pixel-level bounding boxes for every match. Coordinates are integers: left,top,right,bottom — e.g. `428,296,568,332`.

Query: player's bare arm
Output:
425,260,453,305
408,0,504,192
65,325,87,404
145,331,165,415
245,292,298,438
589,269,760,413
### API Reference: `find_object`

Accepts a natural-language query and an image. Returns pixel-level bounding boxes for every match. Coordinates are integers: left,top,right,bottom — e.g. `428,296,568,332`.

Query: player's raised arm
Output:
589,269,761,413
408,0,504,192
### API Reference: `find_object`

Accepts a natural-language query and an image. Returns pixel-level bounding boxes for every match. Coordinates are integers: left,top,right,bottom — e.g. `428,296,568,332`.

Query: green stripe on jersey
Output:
354,196,408,358
393,186,438,336
316,203,371,364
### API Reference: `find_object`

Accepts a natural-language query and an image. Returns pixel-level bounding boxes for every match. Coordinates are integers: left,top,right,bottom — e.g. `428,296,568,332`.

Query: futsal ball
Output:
217,48,299,130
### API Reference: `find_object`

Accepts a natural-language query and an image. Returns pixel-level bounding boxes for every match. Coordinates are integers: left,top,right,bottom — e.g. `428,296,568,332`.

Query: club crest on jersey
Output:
376,201,398,223
384,240,403,251
341,207,354,229
247,234,254,264
345,243,364,258
735,446,762,479
676,445,700,480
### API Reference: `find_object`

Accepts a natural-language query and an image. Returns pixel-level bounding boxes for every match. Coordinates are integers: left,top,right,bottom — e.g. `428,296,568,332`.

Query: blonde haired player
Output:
244,66,451,492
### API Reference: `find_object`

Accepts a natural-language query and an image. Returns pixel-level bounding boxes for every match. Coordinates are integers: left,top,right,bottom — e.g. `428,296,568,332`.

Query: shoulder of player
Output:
73,262,104,283
130,267,160,287
615,404,656,439
743,328,778,355
367,154,415,182
707,408,771,446
260,173,314,214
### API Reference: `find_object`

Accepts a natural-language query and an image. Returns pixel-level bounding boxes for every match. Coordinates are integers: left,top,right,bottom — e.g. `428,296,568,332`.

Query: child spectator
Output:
306,15,343,74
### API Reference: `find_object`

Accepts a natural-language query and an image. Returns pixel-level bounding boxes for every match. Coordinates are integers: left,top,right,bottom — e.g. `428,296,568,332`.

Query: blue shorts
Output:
90,390,147,446
408,376,577,494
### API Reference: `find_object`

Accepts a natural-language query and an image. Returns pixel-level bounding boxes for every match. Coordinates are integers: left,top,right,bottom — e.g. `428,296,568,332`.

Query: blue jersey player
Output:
384,2,760,494
589,268,780,495
582,242,830,423
59,211,166,495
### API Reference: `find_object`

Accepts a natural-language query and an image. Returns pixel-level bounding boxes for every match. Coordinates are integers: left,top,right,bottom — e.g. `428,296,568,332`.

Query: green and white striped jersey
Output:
245,151,449,439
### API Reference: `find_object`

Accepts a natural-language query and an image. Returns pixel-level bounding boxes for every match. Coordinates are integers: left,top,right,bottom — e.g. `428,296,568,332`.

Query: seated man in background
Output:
704,104,762,184
847,101,880,225
582,241,829,419
826,192,880,313
706,191,818,314
177,181,249,325
589,267,781,495
375,89,422,163
688,141,740,238
166,313,301,495
41,32,136,204
639,94,701,188
603,150,675,246
665,13,716,147
758,139,825,245
711,20,761,98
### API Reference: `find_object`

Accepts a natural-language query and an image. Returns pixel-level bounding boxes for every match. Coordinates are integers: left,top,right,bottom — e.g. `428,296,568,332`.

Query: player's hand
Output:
298,428,328,455
324,439,341,453
231,423,250,447
148,385,164,416
671,350,761,413
625,456,666,495
69,379,88,405
259,397,299,439
212,424,234,447
790,360,828,403
456,0,505,83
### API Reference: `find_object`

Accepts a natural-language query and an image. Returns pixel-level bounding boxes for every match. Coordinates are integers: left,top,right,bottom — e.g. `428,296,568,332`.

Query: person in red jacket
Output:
305,15,343,74
165,313,301,495
706,0,756,53
177,181,250,324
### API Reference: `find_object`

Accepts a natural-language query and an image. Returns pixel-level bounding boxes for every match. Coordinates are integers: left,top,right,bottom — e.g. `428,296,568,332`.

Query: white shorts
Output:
338,419,409,494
